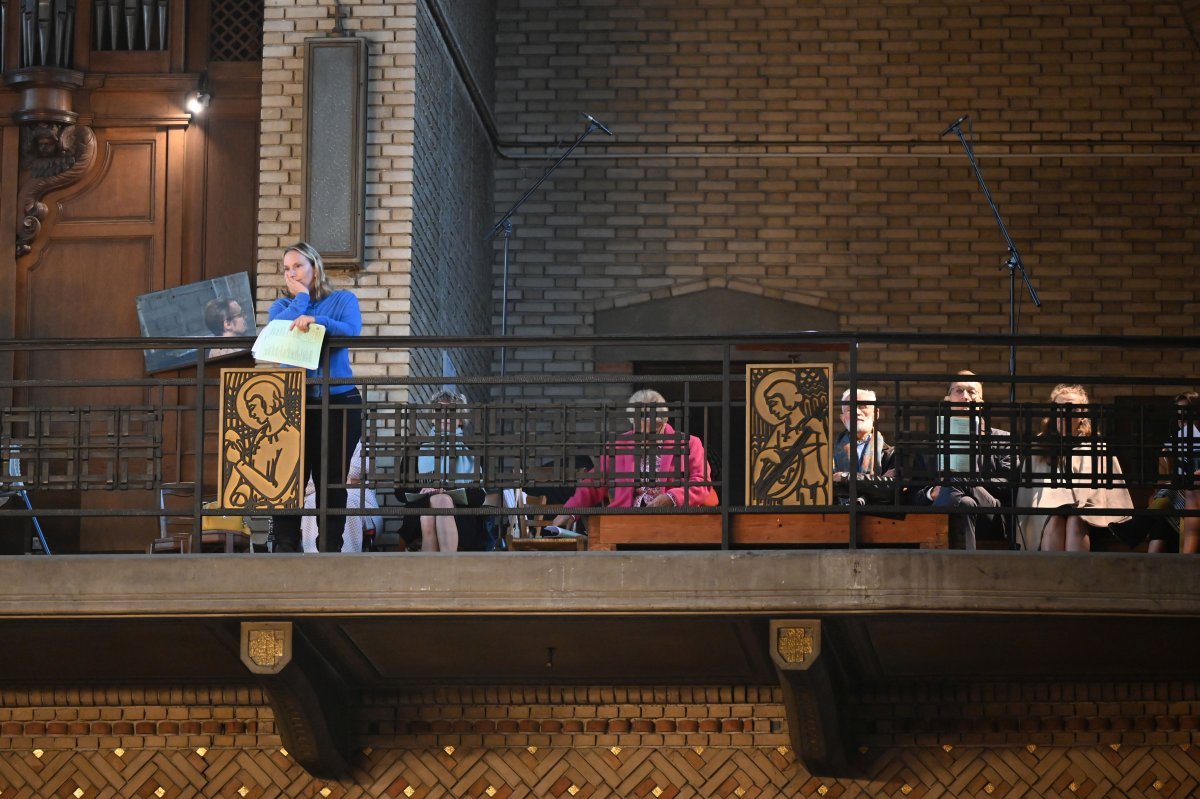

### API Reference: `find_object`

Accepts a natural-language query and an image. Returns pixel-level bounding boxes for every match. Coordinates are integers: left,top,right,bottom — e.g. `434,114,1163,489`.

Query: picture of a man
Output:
204,297,248,337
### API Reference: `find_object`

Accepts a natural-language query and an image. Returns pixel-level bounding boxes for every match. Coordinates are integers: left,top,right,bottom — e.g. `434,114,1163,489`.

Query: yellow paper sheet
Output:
251,319,326,370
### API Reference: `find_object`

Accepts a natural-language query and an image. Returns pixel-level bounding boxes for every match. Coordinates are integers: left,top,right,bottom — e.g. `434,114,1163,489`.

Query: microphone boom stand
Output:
485,118,607,377
945,120,1041,403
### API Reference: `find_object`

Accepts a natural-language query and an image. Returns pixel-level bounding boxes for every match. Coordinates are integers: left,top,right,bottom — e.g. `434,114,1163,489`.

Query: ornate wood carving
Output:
15,122,96,257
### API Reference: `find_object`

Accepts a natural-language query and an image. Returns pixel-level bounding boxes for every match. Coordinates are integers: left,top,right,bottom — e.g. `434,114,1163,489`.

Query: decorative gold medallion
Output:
770,621,821,671
777,627,814,664
239,622,292,674
249,629,285,667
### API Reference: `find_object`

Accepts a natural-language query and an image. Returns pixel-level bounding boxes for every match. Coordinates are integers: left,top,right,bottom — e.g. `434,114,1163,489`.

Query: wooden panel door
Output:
18,127,180,552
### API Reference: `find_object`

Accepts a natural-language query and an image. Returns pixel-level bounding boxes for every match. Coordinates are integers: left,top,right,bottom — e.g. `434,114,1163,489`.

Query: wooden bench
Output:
587,512,949,550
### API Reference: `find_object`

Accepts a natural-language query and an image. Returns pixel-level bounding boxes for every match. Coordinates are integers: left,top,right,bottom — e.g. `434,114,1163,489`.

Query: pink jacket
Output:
564,422,719,510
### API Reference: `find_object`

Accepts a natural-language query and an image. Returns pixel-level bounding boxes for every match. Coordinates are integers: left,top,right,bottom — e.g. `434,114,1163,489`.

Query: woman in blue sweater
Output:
268,241,363,552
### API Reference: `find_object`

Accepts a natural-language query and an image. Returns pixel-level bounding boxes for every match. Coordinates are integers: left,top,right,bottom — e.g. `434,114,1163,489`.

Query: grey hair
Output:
840,388,878,404
626,389,669,426
429,389,466,405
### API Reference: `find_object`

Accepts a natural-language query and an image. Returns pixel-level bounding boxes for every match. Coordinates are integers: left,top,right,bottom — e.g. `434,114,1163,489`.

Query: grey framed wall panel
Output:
302,37,368,268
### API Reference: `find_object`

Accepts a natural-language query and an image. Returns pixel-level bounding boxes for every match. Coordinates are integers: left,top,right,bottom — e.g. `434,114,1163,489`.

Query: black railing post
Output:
848,338,859,550
721,341,732,550
190,347,207,551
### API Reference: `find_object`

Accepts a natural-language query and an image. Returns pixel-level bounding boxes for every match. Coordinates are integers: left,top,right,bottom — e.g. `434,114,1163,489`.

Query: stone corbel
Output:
769,619,851,776
5,67,96,258
239,621,355,779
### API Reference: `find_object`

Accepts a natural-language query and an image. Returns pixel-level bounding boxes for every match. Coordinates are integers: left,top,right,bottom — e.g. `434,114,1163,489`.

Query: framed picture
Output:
746,363,833,506
135,272,257,373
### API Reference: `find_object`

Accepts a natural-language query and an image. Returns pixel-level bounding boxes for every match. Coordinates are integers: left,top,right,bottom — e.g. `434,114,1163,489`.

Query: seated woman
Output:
549,389,718,530
301,440,381,552
395,390,489,552
1157,390,1200,554
1017,384,1132,552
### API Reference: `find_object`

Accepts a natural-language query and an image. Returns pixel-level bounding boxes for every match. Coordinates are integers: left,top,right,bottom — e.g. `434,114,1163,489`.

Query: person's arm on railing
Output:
550,457,609,528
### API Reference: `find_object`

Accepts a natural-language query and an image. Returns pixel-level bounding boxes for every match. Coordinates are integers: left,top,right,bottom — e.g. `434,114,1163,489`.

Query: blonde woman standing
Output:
268,241,363,553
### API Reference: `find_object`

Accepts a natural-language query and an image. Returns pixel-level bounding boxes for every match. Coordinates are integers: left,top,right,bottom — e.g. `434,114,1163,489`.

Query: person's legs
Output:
421,512,439,551
313,392,362,553
1040,516,1066,551
934,486,973,550
1182,490,1200,554
271,421,315,553
1065,515,1091,552
422,492,458,552
935,485,999,551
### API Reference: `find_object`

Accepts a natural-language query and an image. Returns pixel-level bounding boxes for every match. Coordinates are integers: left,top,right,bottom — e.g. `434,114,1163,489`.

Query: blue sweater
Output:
268,289,362,395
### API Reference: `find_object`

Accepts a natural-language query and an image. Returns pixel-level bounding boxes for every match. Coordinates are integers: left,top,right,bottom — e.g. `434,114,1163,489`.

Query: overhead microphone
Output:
582,112,613,136
941,114,970,136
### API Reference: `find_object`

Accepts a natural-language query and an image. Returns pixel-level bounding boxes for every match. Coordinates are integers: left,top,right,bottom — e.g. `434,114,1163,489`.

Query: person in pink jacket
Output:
550,390,719,530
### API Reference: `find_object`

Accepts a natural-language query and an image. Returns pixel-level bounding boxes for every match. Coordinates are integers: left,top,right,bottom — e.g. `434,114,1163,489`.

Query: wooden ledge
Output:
588,512,948,550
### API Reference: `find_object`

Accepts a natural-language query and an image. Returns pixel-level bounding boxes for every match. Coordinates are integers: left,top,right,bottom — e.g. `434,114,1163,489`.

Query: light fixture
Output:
186,90,211,115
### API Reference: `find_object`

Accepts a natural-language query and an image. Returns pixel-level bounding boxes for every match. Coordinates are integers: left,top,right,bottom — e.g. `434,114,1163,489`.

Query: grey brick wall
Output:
411,0,497,401
489,0,1200,403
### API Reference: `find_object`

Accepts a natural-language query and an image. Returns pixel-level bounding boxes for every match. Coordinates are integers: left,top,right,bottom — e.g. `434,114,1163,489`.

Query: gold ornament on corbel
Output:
240,621,293,674
770,620,822,670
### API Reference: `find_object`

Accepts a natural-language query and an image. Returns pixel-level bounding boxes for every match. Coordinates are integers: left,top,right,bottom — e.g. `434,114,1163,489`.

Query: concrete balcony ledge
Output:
1,549,1197,779
0,550,1195,619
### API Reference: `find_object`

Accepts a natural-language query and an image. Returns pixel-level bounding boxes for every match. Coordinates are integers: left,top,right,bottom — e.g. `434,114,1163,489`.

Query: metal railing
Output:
1,331,1198,553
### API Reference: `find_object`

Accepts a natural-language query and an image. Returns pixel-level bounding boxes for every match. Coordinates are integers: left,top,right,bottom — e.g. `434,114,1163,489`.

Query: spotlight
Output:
186,91,211,115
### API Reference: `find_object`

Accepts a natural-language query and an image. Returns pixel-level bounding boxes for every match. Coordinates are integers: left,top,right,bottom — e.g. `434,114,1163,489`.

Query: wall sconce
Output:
186,91,211,115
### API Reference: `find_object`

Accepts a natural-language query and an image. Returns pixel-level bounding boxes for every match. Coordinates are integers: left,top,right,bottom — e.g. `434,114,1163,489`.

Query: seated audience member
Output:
395,390,489,552
912,370,1014,551
832,388,895,504
1157,390,1200,554
301,440,381,552
1017,384,1132,552
549,389,718,530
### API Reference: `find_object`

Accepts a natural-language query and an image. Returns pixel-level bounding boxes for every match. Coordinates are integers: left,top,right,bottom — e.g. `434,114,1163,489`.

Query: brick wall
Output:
491,0,1200,404
257,0,418,402
410,0,497,399
1,682,1198,796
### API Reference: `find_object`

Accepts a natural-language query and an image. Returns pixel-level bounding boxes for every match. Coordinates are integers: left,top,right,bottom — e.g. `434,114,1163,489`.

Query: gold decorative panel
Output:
746,364,833,505
219,369,306,511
